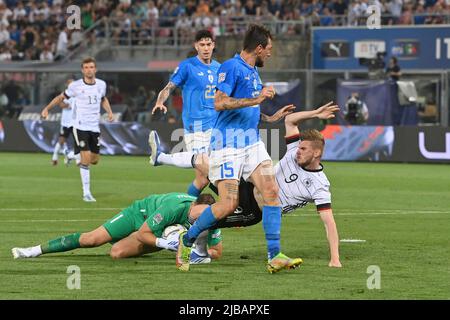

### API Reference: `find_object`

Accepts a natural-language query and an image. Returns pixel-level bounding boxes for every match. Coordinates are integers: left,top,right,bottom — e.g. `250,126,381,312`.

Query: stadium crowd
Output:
0,0,449,61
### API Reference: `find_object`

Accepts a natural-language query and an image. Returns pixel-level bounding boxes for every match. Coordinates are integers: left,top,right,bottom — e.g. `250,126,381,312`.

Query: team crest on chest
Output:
253,79,258,89
303,178,313,188
208,74,214,83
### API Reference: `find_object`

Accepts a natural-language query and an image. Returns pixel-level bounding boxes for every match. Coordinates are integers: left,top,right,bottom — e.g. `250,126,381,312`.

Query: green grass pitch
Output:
0,152,449,299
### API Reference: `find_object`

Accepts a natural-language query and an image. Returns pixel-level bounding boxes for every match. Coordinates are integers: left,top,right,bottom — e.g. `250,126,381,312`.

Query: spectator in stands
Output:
386,56,402,81
387,0,403,24
0,23,8,44
0,89,8,118
55,25,69,60
267,0,282,18
39,44,54,62
320,7,336,26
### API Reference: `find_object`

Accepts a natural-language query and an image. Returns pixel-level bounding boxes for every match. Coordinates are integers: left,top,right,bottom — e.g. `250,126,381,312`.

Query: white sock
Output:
52,143,61,161
29,245,42,257
62,143,68,155
80,165,91,195
193,231,208,256
158,152,195,168
155,238,172,250
19,245,42,258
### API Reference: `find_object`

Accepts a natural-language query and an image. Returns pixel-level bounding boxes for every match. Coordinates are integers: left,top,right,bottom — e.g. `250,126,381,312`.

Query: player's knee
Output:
90,159,99,165
216,200,239,218
110,246,126,259
79,233,101,247
261,184,279,204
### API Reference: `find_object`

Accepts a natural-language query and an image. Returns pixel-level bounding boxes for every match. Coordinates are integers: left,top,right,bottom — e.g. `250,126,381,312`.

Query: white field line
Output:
0,208,447,223
284,210,449,217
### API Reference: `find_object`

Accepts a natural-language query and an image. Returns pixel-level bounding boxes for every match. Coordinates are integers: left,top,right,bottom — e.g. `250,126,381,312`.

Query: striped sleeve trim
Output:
316,203,331,212
285,134,301,145
63,91,70,99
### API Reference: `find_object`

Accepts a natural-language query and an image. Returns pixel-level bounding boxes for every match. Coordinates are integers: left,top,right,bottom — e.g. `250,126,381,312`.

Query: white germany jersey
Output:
275,135,332,214
64,78,107,132
61,97,74,128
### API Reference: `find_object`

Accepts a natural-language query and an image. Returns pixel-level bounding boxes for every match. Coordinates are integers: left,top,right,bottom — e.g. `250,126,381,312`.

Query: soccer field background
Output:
0,152,449,300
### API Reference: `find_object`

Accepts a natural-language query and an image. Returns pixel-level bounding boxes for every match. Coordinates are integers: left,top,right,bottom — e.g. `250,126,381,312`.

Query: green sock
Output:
41,233,81,254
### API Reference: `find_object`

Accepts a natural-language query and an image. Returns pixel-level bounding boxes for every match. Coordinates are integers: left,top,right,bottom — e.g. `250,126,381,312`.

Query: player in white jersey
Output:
45,78,75,166
148,102,342,267
41,57,114,202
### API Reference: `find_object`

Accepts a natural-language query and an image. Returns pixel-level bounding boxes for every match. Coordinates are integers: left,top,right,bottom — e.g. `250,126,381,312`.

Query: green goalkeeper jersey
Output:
103,192,221,246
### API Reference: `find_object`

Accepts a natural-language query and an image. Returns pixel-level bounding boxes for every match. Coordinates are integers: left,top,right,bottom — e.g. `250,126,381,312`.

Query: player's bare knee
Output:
90,160,98,165
216,199,238,218
110,246,126,259
79,233,99,247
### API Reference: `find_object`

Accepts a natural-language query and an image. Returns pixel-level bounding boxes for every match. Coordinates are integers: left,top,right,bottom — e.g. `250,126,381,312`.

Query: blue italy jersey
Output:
170,56,221,133
211,54,263,150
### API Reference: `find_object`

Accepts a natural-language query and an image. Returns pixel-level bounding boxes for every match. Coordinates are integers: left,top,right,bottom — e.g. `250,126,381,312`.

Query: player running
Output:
151,29,220,199
149,103,342,268
41,57,114,202
44,78,75,166
11,193,222,263
174,24,301,273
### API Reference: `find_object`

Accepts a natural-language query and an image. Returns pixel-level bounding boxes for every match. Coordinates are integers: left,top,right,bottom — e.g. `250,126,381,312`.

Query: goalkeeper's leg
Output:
110,232,160,259
12,226,112,259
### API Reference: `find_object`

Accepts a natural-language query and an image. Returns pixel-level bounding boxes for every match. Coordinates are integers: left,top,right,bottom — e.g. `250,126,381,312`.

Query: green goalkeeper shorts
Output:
103,203,145,243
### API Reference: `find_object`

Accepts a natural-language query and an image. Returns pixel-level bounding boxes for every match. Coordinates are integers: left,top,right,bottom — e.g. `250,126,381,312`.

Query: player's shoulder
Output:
70,79,83,87
179,57,195,67
211,59,221,68
220,57,240,69
95,78,107,87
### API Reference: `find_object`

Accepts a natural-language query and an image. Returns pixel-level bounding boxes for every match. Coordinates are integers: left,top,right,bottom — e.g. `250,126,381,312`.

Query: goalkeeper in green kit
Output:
12,193,222,263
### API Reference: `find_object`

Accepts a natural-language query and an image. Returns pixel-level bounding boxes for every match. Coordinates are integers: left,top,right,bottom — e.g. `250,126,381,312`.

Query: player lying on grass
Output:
149,102,342,267
12,193,222,263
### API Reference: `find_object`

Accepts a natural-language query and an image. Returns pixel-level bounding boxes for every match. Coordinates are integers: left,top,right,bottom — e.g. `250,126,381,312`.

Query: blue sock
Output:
262,205,281,260
187,183,201,197
184,206,217,246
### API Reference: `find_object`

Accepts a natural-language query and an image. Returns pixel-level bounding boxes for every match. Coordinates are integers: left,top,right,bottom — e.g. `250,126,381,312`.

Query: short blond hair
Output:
81,57,96,67
300,129,325,152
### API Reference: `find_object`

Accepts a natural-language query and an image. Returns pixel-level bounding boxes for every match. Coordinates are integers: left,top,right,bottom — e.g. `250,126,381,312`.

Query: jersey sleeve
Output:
281,133,300,160
207,229,222,247
64,82,76,99
216,61,238,96
170,62,188,87
101,81,107,98
313,185,332,211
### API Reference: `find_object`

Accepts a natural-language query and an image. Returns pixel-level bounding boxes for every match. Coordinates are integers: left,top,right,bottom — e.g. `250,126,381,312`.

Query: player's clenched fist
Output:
259,86,275,102
152,104,168,114
41,108,49,119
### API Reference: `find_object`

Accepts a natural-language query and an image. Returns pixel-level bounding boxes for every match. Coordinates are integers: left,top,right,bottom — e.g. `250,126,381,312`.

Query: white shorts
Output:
209,140,272,185
184,129,212,154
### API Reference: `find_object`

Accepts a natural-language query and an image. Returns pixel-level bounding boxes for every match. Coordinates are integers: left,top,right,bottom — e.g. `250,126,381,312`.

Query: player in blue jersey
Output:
176,24,302,273
150,30,220,198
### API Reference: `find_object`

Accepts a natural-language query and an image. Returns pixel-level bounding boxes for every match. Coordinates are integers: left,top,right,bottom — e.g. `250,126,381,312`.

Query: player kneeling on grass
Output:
11,193,222,263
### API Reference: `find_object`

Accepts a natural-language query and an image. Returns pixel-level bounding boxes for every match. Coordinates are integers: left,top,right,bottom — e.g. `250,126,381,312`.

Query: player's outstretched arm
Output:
318,208,342,268
41,93,66,119
260,104,296,123
214,86,275,111
101,97,114,121
284,101,339,137
152,81,176,114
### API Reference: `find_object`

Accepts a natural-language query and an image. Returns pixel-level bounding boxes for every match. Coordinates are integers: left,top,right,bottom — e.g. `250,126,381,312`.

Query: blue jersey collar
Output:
234,53,256,71
195,55,213,66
